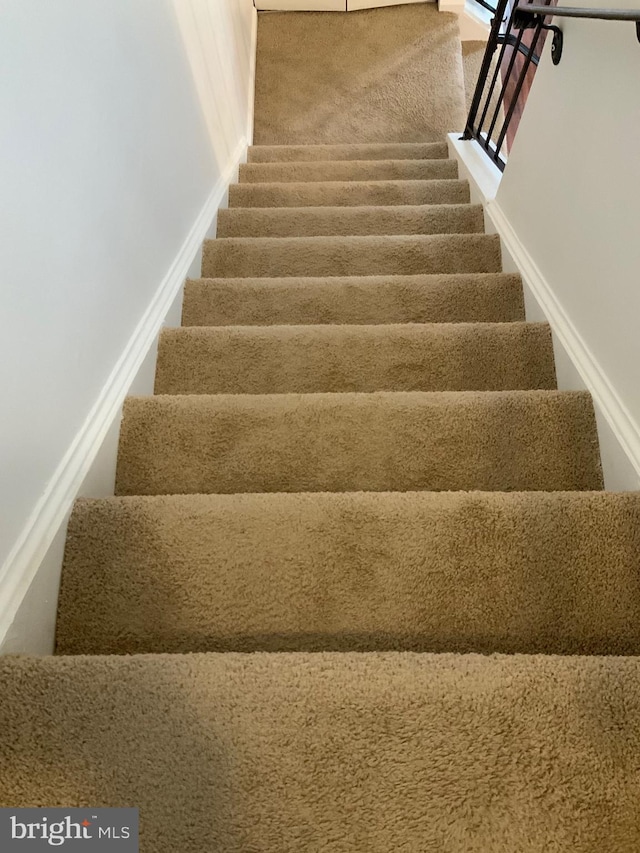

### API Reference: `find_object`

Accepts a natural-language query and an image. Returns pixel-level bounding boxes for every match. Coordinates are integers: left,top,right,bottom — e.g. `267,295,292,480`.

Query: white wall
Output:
493,0,640,489
0,0,257,652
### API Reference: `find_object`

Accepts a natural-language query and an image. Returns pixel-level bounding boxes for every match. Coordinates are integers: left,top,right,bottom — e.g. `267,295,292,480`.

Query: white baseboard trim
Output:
447,134,502,205
487,199,640,489
0,138,247,651
247,7,258,146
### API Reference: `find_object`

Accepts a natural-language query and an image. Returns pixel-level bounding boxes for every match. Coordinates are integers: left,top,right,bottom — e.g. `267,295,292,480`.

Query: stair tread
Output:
247,141,449,162
155,322,556,395
201,233,502,278
2,652,640,851
57,490,640,656
115,390,602,497
229,178,470,207
238,158,458,183
217,203,484,238
182,273,526,326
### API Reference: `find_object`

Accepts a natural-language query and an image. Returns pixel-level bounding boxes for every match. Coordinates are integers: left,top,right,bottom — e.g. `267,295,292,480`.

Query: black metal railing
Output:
472,0,499,15
463,3,640,171
462,0,554,171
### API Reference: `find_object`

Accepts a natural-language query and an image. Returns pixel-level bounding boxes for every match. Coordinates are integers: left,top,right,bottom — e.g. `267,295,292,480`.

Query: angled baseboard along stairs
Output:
3,113,640,853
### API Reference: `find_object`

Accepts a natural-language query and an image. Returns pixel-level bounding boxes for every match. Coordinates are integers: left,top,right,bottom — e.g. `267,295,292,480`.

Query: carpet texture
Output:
182,273,526,326
3,19,633,844
57,491,640,656
154,323,556,395
3,653,640,853
217,203,484,238
229,178,470,207
253,5,466,144
114,391,602,496
239,158,458,183
202,234,502,278
247,141,449,162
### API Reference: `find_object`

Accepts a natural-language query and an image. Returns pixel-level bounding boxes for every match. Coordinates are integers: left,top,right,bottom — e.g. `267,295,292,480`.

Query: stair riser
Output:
155,323,556,395
56,492,640,656
201,234,502,278
216,204,484,238
229,179,470,208
247,142,449,162
181,274,526,326
238,159,458,183
115,391,603,496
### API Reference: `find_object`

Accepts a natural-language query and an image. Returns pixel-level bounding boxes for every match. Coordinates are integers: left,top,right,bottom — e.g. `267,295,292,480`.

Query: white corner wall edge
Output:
448,134,640,492
247,6,258,145
0,138,248,654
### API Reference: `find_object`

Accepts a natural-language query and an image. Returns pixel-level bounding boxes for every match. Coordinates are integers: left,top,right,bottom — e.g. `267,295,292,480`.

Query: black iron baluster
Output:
493,14,545,159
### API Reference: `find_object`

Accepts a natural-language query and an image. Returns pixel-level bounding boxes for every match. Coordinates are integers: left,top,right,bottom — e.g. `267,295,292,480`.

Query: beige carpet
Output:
201,233,501,278
57,491,640,656
239,158,458,182
182,273,526,325
217,202,484,238
5,69,638,846
229,176,470,206
253,5,466,144
3,653,640,852
247,141,449,162
154,322,555,394
114,390,601,496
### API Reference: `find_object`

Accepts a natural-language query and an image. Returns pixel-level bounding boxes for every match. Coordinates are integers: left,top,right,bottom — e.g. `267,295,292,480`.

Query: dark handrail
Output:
516,4,640,20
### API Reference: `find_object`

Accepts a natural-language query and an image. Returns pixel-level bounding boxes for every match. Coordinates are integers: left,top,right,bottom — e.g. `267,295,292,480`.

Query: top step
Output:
247,142,449,163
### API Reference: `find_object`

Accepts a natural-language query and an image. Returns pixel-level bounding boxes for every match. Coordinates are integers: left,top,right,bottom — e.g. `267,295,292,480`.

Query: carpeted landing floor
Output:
254,4,466,144
3,6,640,852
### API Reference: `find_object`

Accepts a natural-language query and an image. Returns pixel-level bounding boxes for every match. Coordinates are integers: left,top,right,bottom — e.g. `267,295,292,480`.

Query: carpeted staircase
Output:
3,132,640,851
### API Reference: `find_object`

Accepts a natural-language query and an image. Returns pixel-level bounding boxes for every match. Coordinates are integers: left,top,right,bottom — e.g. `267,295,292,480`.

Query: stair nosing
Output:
129,388,589,403
165,320,549,334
